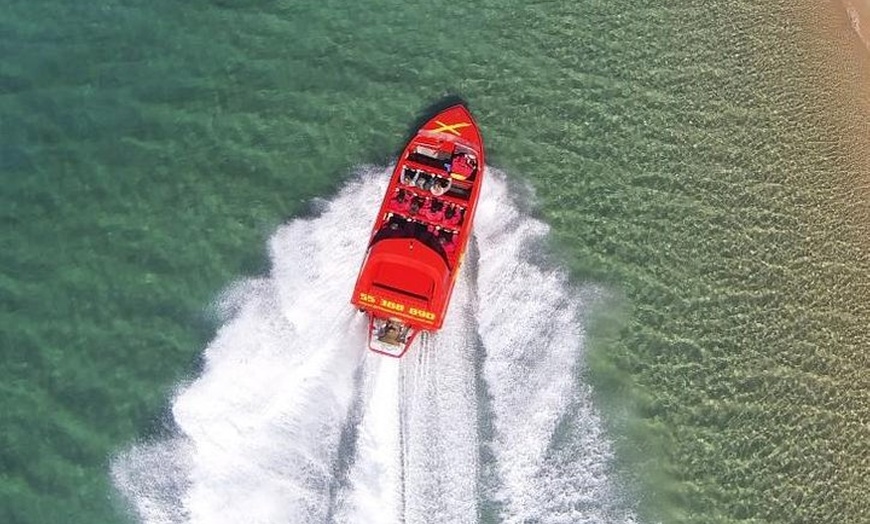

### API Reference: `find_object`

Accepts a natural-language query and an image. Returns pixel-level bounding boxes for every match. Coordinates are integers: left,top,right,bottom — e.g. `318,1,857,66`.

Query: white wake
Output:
112,167,637,523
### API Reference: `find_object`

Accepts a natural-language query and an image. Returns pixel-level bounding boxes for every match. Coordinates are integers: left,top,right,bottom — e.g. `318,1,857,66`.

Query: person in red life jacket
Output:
424,199,444,222
439,230,457,257
443,204,464,228
409,196,425,216
449,152,477,180
389,188,410,213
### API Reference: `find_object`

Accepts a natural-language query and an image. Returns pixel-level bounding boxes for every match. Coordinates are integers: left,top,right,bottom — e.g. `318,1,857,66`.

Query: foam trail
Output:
332,355,403,523
399,267,480,523
112,170,387,524
475,173,637,523
333,268,480,523
112,167,637,524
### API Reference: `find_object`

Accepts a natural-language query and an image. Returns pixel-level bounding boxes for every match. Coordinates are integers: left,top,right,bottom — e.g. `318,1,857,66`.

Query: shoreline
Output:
798,0,870,241
843,0,870,53
837,0,870,236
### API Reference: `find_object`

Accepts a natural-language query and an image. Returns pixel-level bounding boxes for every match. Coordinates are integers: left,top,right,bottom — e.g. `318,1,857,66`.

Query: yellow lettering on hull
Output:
409,307,436,321
358,293,437,324
380,299,405,312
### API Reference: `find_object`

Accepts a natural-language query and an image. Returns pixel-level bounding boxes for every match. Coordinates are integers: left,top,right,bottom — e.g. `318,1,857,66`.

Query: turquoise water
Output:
2,1,869,523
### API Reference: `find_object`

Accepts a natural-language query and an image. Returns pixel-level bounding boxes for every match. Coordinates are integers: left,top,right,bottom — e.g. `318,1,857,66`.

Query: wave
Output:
112,167,637,523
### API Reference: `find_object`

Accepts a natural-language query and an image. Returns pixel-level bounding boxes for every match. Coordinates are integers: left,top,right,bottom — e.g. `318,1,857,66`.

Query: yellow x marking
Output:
431,120,471,136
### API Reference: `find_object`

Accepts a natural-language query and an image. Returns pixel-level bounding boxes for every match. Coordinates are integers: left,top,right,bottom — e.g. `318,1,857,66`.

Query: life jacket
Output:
450,154,475,180
424,201,444,222
409,197,424,216
390,192,410,213
444,206,464,227
441,234,457,255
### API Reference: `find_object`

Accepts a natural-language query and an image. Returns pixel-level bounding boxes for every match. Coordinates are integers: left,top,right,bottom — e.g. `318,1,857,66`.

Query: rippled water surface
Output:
2,1,869,523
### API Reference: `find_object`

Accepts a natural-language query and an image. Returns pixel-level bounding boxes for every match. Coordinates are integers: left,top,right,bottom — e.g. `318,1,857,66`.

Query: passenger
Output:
439,230,457,256
430,176,452,196
409,196,424,216
443,204,464,227
389,188,410,213
386,213,404,231
402,168,418,186
425,199,444,222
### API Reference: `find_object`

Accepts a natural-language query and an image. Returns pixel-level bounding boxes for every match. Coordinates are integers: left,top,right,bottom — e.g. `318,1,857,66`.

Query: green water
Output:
2,0,869,523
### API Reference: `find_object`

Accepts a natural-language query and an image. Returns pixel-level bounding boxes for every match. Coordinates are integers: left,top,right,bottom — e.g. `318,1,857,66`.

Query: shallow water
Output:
2,0,869,523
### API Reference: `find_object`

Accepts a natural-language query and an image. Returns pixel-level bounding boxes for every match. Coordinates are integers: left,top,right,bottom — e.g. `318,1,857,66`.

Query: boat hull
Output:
351,103,485,356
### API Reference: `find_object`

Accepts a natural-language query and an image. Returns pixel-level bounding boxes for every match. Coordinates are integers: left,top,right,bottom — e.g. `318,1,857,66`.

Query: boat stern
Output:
367,316,421,358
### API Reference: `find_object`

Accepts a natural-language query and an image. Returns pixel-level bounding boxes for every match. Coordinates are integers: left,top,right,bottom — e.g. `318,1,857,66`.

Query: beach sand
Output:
793,0,870,239
837,0,870,236
844,0,870,52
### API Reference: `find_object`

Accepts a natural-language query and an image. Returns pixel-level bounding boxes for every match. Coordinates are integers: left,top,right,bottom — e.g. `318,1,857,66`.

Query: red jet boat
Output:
351,103,485,357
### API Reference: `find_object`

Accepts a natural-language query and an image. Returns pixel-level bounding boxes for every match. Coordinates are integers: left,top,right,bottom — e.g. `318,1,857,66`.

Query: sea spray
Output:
112,168,636,523
474,175,637,523
333,270,479,523
113,173,381,524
